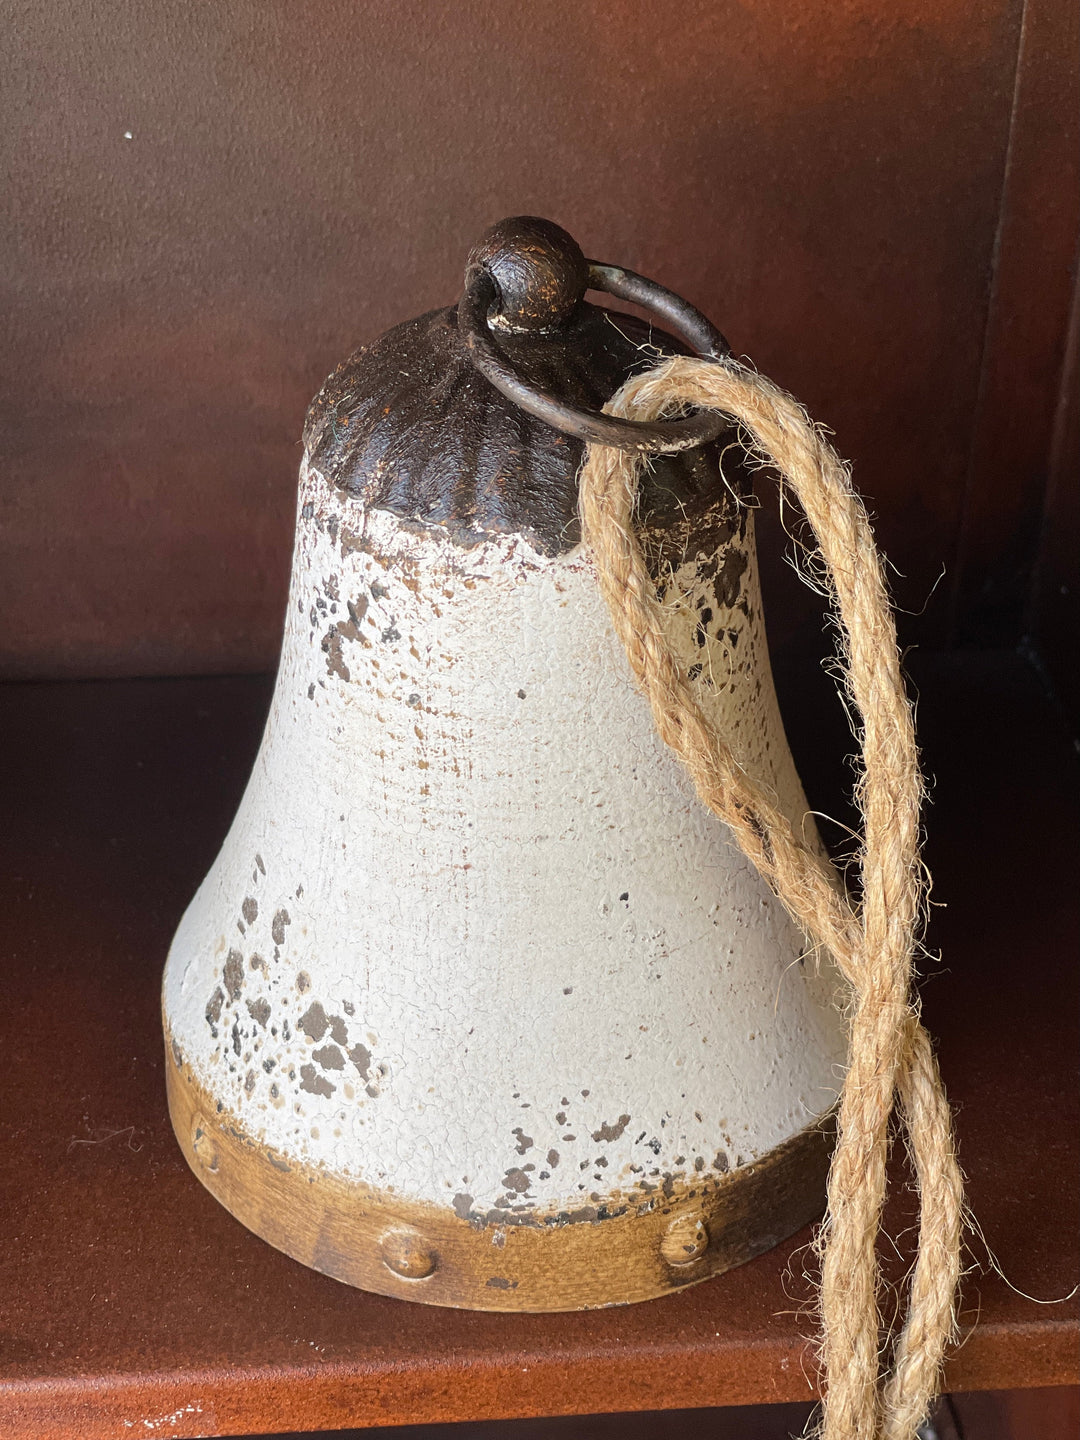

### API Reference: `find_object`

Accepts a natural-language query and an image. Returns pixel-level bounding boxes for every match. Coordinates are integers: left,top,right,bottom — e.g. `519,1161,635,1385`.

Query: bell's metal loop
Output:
459,261,731,455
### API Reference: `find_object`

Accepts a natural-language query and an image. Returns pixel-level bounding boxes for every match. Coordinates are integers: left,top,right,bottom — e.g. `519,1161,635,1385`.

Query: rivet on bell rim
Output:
189,1113,220,1174
661,1215,711,1268
380,1229,438,1280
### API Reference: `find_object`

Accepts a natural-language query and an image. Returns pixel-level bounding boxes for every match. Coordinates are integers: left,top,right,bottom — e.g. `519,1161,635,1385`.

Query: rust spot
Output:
592,1114,631,1143
299,1002,329,1041
300,1064,335,1098
713,1151,730,1172
223,950,244,1002
244,1069,257,1096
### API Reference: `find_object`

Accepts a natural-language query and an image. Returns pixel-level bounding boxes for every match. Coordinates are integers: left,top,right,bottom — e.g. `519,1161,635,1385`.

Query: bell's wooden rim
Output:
165,1028,835,1312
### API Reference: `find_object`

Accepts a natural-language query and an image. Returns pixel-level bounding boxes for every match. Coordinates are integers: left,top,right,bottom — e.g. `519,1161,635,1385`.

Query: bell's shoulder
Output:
301,302,743,559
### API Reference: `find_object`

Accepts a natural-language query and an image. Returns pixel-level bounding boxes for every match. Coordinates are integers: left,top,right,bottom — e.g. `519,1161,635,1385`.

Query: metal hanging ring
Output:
458,263,732,455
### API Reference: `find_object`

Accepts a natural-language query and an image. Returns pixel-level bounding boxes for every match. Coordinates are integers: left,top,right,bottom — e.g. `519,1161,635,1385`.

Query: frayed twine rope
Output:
579,355,963,1440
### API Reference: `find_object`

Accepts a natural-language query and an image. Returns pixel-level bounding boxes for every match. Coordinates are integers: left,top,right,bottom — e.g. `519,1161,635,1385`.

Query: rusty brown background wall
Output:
2,0,1076,679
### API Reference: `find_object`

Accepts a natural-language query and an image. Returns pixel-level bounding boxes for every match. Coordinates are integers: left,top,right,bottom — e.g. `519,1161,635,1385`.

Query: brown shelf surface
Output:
1,650,1077,1438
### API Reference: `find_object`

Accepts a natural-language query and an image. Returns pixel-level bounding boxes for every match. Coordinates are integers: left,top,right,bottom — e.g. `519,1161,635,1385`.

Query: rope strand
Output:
579,355,962,1440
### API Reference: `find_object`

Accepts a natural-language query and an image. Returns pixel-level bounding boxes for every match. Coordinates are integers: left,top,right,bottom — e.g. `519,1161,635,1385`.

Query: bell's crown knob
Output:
302,215,727,556
466,216,588,332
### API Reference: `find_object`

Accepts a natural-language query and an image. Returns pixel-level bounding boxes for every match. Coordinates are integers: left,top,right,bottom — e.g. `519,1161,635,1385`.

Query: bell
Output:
163,217,846,1311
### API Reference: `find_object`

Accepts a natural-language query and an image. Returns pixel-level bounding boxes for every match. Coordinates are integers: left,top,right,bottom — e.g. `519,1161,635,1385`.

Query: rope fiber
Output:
579,355,963,1440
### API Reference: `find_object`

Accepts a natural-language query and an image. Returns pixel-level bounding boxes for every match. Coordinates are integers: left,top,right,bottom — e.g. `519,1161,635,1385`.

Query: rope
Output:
579,355,963,1440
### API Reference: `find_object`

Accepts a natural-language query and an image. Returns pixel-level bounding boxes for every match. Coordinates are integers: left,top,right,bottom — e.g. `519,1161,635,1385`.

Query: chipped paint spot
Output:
348,1042,372,1075
592,1115,631,1143
300,1064,335,1098
322,625,351,682
312,1043,345,1070
272,909,291,946
205,987,224,1030
299,1002,328,1041
223,949,244,1001
246,997,270,1028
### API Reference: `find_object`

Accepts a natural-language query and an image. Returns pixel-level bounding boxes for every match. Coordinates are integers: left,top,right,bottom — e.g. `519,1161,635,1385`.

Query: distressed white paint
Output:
164,461,846,1217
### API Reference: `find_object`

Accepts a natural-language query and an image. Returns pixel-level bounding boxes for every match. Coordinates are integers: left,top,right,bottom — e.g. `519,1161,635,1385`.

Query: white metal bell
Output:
163,218,845,1311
